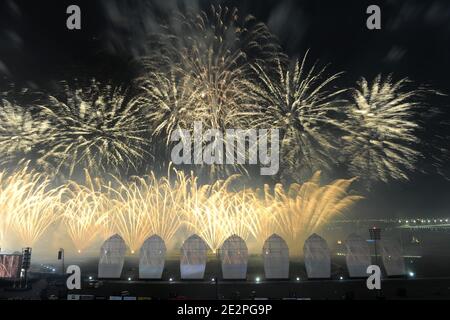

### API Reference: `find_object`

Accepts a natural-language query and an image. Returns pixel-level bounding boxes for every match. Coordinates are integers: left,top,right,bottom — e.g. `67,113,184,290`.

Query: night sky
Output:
1,0,450,219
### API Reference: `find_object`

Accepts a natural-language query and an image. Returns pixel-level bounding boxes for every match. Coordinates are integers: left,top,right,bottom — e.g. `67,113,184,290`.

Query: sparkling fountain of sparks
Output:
262,172,362,252
0,171,18,248
181,172,361,253
0,167,361,254
180,175,254,253
62,171,111,253
2,168,64,248
105,170,184,253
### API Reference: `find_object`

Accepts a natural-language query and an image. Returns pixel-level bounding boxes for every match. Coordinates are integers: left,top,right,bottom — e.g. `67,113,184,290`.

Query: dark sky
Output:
0,0,450,219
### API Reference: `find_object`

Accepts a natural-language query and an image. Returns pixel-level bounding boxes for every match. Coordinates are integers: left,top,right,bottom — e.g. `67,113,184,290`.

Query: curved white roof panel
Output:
381,238,406,277
345,234,371,278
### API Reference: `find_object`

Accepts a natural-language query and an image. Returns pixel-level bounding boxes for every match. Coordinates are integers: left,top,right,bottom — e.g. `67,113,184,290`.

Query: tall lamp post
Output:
58,248,65,275
21,247,32,289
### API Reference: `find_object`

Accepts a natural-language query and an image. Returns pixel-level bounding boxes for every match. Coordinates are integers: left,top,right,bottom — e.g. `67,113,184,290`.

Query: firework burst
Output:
343,75,425,186
141,5,280,178
39,80,151,178
250,54,347,182
0,99,54,171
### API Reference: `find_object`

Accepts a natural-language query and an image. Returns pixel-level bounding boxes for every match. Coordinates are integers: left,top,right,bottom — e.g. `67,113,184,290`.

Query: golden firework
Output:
344,75,424,187
250,53,347,181
62,171,110,253
263,172,362,251
39,80,151,178
1,168,63,247
140,5,280,178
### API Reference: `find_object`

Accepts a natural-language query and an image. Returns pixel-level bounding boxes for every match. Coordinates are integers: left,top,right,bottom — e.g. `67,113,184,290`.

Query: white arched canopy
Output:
303,234,331,279
345,234,371,278
381,238,406,277
263,234,290,279
180,234,209,280
98,234,127,279
220,235,249,280
139,235,167,280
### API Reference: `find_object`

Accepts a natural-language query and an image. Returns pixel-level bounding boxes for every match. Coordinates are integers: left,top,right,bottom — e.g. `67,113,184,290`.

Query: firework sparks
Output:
343,75,425,186
39,80,151,178
106,171,184,253
107,181,153,254
140,5,280,178
0,99,54,171
263,172,362,251
0,166,361,253
0,171,16,247
62,171,110,253
181,175,254,252
250,54,347,182
1,168,63,247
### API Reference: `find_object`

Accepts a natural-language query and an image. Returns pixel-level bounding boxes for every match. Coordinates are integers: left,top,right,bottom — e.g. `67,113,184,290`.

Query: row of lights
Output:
40,264,56,272
87,276,304,283
399,219,449,224
88,273,417,282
